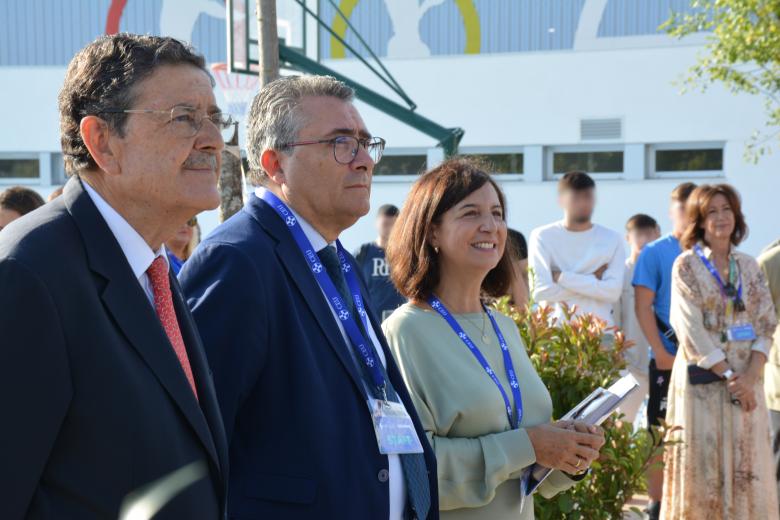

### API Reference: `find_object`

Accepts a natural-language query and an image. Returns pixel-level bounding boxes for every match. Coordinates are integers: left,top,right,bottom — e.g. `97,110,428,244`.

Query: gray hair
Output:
245,74,355,184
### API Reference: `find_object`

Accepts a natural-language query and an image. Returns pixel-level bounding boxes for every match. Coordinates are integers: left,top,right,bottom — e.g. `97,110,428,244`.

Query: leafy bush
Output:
494,300,663,520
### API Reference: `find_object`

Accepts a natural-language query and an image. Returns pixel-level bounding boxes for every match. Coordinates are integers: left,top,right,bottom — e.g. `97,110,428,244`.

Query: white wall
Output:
2,42,779,256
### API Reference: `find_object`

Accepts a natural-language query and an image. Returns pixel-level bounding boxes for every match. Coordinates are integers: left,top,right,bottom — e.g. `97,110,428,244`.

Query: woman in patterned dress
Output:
662,184,779,519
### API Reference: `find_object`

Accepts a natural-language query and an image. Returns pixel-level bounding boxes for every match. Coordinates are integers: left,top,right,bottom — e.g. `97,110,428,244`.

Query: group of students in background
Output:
2,32,779,520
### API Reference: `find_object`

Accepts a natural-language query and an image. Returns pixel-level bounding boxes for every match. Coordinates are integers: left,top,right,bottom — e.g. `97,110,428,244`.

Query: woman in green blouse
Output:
383,158,605,519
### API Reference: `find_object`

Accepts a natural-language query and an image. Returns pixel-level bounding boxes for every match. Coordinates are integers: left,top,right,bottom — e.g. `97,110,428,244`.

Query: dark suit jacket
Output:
179,194,438,519
0,178,228,519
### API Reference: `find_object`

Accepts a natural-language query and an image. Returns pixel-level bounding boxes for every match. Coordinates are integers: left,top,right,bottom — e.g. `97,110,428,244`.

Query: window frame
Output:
545,144,625,181
647,142,725,179
458,146,525,180
372,148,428,182
0,153,43,185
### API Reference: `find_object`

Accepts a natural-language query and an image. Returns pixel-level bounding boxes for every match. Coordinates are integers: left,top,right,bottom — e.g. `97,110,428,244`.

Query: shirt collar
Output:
83,180,168,279
698,241,736,260
256,187,335,252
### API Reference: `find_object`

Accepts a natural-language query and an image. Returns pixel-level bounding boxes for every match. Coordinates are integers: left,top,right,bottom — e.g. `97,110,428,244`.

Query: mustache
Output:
183,153,218,170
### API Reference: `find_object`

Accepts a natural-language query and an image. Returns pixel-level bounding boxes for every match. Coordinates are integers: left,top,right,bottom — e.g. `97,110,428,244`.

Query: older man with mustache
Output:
0,34,231,519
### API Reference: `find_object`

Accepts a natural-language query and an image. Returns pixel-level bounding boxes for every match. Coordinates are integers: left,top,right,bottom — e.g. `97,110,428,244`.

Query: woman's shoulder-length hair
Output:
386,156,515,302
680,183,748,250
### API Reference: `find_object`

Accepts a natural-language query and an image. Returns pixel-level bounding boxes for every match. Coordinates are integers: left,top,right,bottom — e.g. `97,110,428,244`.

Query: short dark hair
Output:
58,33,211,175
0,186,45,216
507,228,528,261
626,213,658,232
671,182,697,203
558,170,596,193
681,184,748,250
377,204,399,217
387,157,514,301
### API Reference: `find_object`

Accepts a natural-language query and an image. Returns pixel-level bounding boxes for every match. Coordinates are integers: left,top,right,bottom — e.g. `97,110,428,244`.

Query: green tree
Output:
663,0,780,160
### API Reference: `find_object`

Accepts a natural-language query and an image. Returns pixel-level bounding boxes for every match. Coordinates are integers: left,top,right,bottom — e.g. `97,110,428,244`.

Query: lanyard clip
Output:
380,385,389,407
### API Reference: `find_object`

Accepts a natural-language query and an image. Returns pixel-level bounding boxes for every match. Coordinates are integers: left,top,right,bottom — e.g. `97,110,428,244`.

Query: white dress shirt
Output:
257,188,407,520
83,181,168,305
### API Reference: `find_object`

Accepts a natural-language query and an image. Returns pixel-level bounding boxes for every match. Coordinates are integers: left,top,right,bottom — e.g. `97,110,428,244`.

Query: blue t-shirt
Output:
632,234,682,356
354,242,407,321
167,251,185,276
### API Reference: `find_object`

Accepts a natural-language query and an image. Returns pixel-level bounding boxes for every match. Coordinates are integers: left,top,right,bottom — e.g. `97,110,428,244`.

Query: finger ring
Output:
575,459,582,468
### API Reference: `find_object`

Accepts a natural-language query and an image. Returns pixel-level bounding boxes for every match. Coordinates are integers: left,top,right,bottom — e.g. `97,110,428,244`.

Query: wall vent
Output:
580,118,622,140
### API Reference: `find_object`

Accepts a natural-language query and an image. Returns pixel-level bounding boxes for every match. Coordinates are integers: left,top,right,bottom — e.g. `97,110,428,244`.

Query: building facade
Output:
1,0,778,254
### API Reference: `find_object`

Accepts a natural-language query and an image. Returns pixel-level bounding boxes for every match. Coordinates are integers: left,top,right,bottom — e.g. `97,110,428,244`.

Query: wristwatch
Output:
721,369,735,380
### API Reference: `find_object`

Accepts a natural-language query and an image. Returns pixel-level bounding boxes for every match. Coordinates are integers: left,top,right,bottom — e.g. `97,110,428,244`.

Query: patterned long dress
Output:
662,245,779,520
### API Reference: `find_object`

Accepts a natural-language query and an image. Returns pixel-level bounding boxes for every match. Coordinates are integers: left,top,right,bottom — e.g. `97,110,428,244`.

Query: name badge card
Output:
368,398,424,455
726,323,757,342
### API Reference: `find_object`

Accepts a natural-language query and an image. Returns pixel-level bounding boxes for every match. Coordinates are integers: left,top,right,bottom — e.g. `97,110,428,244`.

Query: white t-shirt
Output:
528,221,626,326
614,259,650,374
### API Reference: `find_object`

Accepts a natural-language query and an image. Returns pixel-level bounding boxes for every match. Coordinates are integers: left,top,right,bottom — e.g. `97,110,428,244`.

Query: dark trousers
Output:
770,409,780,514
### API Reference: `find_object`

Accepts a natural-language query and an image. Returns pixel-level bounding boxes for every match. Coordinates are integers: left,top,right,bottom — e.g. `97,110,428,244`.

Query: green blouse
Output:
383,303,577,520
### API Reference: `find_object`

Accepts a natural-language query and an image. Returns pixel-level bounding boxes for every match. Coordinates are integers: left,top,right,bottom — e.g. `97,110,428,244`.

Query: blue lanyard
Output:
427,296,524,429
261,190,386,396
693,244,742,303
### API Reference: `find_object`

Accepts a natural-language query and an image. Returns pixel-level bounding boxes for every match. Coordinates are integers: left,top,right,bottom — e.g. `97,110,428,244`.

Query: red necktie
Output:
147,256,199,400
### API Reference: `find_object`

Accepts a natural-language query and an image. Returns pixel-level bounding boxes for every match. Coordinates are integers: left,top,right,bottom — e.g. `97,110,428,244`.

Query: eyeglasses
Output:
99,106,235,142
186,217,198,227
285,136,386,165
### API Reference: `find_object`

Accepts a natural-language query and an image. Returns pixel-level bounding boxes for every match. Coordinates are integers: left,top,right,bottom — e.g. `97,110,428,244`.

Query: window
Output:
0,157,39,179
374,154,427,176
649,144,724,178
548,147,624,178
463,152,524,174
656,148,722,172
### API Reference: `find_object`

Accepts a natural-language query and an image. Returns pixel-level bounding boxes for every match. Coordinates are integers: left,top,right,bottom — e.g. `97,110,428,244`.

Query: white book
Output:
523,372,640,495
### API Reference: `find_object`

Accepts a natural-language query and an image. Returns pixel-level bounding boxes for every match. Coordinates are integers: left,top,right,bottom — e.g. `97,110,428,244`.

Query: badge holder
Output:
368,397,424,455
726,323,757,342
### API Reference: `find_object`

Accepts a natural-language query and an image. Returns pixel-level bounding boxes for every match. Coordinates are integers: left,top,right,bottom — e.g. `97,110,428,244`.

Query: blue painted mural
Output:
0,0,703,67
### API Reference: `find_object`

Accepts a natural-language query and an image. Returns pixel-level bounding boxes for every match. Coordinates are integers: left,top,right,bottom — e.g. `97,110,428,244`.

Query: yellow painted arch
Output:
329,0,480,59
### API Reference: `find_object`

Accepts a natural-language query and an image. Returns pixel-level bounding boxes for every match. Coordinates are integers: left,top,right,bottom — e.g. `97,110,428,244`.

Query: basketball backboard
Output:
227,0,306,75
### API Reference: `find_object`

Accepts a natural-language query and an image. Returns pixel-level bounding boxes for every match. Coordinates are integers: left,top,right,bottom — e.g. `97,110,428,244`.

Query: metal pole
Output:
256,0,280,86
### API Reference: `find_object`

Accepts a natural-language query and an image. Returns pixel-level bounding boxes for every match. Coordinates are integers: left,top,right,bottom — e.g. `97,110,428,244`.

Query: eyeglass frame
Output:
284,135,386,165
96,107,235,138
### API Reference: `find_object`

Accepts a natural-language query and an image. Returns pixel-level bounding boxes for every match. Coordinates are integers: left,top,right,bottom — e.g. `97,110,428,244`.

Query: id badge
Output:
726,323,757,342
368,398,424,455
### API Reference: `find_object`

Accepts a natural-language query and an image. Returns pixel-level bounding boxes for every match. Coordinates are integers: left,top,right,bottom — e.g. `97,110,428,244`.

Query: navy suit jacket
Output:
0,178,228,519
180,194,438,519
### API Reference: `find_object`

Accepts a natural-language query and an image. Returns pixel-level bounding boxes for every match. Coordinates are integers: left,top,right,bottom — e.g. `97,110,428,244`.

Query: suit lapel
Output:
171,274,229,477
244,196,368,399
63,178,220,469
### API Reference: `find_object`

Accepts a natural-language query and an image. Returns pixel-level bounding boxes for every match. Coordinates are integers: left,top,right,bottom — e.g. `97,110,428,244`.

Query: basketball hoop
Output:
211,62,259,119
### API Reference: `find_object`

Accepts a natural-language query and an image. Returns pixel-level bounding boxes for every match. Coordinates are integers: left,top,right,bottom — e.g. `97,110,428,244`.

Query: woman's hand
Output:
526,422,605,475
727,372,759,412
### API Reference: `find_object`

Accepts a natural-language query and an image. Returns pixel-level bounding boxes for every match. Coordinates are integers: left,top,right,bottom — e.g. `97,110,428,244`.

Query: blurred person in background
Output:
632,182,696,519
384,158,605,519
758,238,780,512
528,171,625,326
355,203,407,320
0,186,45,231
507,228,529,309
614,214,660,424
662,184,778,519
48,185,65,201
166,216,201,275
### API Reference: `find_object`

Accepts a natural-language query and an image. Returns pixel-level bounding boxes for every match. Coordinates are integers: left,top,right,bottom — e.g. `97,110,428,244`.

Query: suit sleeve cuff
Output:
697,349,727,370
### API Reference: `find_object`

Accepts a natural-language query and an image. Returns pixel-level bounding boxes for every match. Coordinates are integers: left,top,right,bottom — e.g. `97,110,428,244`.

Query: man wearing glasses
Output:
0,34,229,519
180,75,438,519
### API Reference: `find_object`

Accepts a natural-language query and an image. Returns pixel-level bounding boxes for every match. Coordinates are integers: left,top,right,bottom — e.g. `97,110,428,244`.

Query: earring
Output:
434,246,439,254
